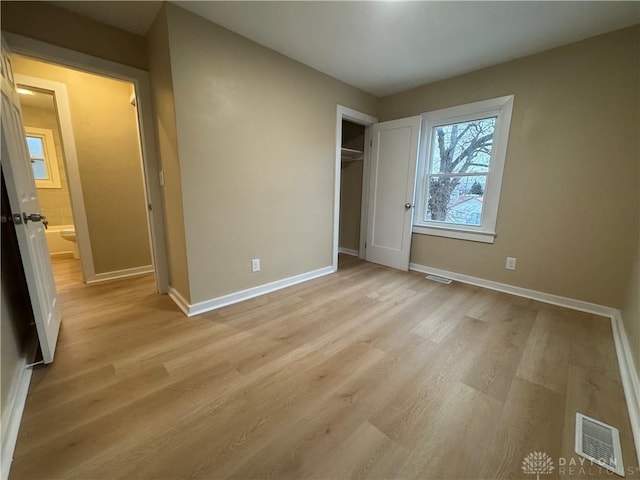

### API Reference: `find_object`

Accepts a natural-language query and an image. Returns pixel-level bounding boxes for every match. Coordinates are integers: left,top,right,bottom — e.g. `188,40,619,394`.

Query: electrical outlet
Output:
505,257,517,270
251,258,260,273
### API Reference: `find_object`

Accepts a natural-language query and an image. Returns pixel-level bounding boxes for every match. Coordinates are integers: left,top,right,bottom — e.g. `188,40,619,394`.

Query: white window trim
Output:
25,126,61,189
413,95,514,244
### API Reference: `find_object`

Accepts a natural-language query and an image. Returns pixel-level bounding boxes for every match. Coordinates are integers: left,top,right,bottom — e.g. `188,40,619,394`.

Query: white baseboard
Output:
49,251,74,258
86,265,154,284
1,339,36,480
409,262,640,462
611,311,640,465
409,263,614,317
167,287,190,317
168,266,335,317
338,247,359,257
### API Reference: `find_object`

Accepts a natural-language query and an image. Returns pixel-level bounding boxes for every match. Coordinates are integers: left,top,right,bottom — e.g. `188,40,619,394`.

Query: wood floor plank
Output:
86,342,385,479
9,255,637,480
370,315,491,446
11,361,242,478
570,310,621,379
480,377,565,479
463,304,536,402
306,421,399,479
407,382,503,479
409,282,479,343
15,364,171,454
516,307,572,394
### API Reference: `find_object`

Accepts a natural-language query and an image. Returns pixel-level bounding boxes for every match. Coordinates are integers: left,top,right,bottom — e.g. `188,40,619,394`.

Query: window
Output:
414,96,514,243
25,126,61,189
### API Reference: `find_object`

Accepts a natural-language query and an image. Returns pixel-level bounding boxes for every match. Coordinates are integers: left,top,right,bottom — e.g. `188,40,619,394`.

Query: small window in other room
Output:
414,95,514,244
25,127,61,189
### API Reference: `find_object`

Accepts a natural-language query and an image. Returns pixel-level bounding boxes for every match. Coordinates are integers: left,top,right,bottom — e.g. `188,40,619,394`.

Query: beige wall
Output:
12,57,153,274
147,5,190,301
165,4,377,303
1,1,148,70
379,26,639,311
21,102,74,227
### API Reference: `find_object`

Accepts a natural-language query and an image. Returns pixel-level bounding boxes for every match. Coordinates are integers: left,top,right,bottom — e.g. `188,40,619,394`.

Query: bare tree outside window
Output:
425,117,496,225
414,95,514,243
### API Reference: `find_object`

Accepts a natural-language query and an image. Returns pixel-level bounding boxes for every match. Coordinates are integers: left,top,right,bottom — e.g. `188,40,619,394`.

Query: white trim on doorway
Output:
334,105,377,271
338,247,359,257
5,33,169,293
86,265,155,284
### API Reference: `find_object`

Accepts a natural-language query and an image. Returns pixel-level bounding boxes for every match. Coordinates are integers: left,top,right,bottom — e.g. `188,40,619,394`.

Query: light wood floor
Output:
10,255,638,479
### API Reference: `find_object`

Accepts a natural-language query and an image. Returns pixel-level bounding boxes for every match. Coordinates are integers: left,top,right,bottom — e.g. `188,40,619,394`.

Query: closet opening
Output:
333,106,378,271
338,119,365,268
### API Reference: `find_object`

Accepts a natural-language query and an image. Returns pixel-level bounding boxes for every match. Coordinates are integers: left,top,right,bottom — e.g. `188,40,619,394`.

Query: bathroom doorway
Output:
13,55,158,291
16,85,83,290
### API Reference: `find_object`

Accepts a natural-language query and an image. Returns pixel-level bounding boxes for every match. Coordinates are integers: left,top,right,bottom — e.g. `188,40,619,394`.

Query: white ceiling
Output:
53,1,640,97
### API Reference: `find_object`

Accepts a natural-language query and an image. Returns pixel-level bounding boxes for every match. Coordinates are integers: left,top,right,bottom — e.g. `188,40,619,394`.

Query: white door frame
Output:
5,33,169,293
333,105,378,270
15,74,96,283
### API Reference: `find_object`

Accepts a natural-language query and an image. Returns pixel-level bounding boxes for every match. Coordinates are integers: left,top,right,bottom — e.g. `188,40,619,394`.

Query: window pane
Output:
26,136,44,158
429,117,496,174
32,159,48,180
425,175,486,226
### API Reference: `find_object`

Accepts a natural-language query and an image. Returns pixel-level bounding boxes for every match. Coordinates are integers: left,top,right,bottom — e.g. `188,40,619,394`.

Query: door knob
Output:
23,213,48,229
404,203,413,210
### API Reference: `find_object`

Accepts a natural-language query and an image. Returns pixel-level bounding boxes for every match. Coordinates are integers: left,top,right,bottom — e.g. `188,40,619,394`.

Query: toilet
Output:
60,227,79,259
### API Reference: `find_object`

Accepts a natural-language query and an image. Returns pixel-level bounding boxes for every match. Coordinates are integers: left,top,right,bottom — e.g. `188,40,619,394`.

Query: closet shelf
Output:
341,147,364,161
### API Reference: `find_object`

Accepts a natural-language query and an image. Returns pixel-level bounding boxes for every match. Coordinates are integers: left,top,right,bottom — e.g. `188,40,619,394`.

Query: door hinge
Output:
364,241,367,249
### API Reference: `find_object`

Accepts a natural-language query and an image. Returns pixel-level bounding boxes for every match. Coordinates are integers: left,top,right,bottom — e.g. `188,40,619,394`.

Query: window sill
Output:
412,225,496,244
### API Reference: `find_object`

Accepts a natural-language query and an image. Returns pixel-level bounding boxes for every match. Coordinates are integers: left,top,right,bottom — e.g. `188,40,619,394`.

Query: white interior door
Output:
365,116,421,271
1,38,60,363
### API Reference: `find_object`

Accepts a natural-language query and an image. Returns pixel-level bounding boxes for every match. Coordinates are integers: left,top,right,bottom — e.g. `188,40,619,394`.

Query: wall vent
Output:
425,274,452,285
575,412,624,476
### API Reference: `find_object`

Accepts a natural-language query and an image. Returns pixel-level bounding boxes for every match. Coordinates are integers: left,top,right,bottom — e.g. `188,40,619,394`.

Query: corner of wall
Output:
146,3,191,303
